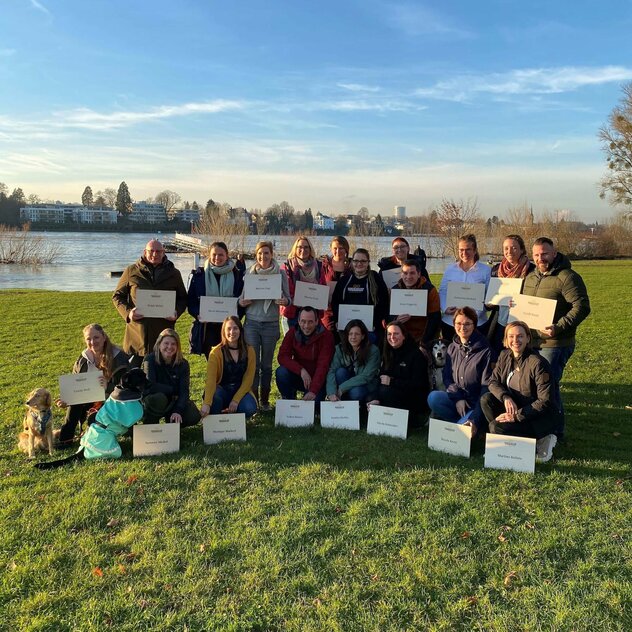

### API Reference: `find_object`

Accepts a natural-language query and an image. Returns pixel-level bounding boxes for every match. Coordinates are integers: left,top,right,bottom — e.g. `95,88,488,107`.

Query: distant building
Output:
130,201,167,224
171,209,200,224
394,206,406,221
20,204,117,224
314,212,335,231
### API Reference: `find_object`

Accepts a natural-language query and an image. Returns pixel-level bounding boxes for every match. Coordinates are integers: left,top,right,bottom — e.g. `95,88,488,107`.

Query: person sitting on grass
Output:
326,319,380,405
142,329,201,426
276,305,334,404
427,307,493,437
367,321,430,428
480,320,562,463
200,316,258,418
56,323,130,447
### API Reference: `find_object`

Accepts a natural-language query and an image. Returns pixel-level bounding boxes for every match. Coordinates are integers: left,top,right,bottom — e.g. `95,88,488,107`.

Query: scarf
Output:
288,256,318,282
248,258,281,313
498,254,530,279
204,259,236,297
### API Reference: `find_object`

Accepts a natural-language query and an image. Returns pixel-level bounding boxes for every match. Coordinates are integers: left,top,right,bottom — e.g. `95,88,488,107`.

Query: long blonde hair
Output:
288,235,316,260
82,324,115,380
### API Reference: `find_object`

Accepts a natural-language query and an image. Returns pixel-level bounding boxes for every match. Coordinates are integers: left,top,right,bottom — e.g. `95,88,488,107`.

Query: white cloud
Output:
29,0,50,16
384,3,473,38
416,65,632,100
319,99,419,112
337,83,381,93
54,100,246,130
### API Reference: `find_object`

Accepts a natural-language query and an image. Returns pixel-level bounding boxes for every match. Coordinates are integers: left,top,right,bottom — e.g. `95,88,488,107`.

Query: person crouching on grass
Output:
480,320,561,463
201,316,258,418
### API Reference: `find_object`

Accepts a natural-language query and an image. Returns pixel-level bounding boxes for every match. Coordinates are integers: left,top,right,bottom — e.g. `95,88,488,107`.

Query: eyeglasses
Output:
454,321,474,328
393,245,408,251
352,259,369,264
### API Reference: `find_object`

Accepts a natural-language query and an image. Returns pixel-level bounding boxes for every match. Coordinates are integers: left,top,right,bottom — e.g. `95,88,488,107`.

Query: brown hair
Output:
220,315,248,360
459,234,480,262
452,306,478,328
82,324,115,380
153,328,184,365
255,240,274,255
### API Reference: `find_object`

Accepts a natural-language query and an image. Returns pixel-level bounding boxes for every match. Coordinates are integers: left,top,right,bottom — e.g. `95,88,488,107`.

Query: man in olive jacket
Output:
522,237,590,432
112,239,187,364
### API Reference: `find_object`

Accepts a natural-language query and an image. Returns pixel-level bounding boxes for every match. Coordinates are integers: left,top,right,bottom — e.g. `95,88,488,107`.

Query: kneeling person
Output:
276,306,334,402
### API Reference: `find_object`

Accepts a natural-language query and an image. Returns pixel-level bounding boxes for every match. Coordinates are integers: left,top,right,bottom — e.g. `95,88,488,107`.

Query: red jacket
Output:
280,258,327,321
277,325,335,395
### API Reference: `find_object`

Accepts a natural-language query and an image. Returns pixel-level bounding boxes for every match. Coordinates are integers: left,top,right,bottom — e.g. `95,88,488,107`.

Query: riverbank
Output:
1,261,630,630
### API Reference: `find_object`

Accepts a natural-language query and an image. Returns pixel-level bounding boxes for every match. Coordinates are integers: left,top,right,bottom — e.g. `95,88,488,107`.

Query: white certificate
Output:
427,418,472,457
390,289,428,316
135,289,176,319
484,433,536,474
199,296,239,322
275,399,315,428
320,401,360,431
293,280,329,310
202,413,247,444
367,405,408,440
58,371,105,406
243,273,282,300
381,267,402,289
446,282,486,310
133,423,180,457
337,304,374,331
485,277,524,307
508,294,557,331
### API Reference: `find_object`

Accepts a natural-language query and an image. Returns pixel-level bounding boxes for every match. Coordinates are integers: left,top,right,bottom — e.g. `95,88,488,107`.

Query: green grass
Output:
1,261,631,631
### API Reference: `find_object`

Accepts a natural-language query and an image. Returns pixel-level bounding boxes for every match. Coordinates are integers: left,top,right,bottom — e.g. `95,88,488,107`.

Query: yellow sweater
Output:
203,344,256,406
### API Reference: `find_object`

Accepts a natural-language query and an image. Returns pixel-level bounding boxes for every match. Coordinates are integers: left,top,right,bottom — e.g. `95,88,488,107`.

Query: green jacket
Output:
326,343,381,396
522,253,590,348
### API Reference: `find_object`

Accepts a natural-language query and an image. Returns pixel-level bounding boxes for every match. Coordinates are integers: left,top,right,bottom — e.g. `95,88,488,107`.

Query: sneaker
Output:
536,434,558,463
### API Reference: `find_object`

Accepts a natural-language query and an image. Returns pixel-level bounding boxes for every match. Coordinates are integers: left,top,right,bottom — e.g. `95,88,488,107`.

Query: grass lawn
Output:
0,261,631,631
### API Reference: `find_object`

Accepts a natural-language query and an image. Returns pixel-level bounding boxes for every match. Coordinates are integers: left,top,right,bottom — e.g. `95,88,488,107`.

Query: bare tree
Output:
95,187,117,208
155,190,182,216
195,201,250,255
433,198,482,258
599,82,632,206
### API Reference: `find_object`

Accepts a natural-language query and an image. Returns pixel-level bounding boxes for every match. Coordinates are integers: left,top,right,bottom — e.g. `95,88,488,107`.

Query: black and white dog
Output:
429,339,448,391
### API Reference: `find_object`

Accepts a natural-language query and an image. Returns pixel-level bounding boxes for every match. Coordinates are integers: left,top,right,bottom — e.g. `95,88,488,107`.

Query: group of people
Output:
55,232,590,464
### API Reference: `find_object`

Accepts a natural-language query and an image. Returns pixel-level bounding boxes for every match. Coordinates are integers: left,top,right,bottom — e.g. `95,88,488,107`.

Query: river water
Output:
0,231,453,291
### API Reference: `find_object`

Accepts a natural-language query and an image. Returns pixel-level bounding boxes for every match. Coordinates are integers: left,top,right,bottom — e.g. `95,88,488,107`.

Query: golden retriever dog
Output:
19,388,54,458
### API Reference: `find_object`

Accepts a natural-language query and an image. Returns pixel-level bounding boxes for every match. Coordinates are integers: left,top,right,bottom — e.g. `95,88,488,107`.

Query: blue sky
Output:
1,0,631,221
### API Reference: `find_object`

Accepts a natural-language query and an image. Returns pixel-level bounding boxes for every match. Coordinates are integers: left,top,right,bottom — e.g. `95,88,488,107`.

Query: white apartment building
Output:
130,201,167,224
314,212,335,230
20,204,117,224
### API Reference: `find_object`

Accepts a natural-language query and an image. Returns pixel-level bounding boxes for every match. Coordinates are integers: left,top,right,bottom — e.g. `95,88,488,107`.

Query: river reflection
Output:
0,231,452,291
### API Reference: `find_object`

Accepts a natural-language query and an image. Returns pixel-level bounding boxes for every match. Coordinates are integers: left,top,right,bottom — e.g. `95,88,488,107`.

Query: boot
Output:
259,387,272,412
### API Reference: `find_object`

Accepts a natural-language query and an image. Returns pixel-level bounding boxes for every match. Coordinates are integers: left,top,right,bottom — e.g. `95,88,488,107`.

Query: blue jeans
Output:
335,367,370,402
538,344,574,435
427,389,487,430
275,366,325,403
211,385,258,418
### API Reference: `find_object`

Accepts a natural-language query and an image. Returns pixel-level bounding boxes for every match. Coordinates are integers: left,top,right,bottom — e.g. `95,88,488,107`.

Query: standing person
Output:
427,307,493,437
56,324,130,446
481,321,561,463
200,316,258,418
378,237,429,281
331,248,389,344
280,235,326,334
276,306,335,404
142,329,200,427
326,319,380,404
522,237,590,436
487,234,535,353
187,241,244,357
112,239,187,366
388,259,441,346
321,236,352,335
366,322,430,428
439,234,491,340
239,241,290,412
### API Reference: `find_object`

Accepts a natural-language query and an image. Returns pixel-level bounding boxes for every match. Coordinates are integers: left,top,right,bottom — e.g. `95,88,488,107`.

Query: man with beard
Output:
112,239,187,366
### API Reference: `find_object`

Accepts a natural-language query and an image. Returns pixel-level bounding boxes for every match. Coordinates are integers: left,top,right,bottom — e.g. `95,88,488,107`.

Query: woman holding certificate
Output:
56,324,130,447
239,241,290,412
142,329,201,426
439,234,491,340
321,236,352,335
187,241,244,358
487,234,535,353
427,307,493,436
201,316,258,418
331,248,389,344
481,321,561,462
367,322,430,425
280,236,327,333
326,319,380,404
